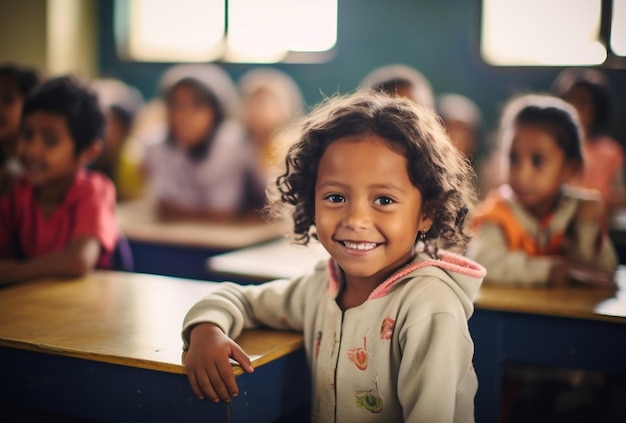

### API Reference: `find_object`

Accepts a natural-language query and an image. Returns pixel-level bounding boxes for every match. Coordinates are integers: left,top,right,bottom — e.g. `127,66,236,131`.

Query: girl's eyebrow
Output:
317,180,406,194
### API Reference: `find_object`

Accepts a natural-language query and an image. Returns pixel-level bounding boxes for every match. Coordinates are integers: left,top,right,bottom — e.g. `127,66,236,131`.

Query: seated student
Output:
360,63,434,108
90,78,144,201
551,67,626,216
0,63,43,183
143,64,254,221
238,67,305,208
436,93,497,199
467,94,618,286
0,76,119,285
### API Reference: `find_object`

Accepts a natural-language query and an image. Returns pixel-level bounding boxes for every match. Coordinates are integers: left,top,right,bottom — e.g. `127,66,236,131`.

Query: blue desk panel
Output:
1,347,310,423
470,309,626,423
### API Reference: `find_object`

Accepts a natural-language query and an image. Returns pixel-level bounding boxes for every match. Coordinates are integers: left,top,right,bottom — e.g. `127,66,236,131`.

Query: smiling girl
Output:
182,91,486,422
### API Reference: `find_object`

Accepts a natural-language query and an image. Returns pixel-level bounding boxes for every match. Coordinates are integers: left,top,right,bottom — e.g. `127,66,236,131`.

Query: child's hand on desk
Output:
549,259,615,287
184,323,254,402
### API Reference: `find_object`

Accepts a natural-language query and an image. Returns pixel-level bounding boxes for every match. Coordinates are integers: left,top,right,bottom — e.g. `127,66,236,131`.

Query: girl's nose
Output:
342,201,371,229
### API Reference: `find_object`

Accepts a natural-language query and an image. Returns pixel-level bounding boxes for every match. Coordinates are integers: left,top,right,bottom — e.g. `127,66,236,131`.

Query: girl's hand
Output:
567,264,615,287
183,323,254,402
548,258,615,287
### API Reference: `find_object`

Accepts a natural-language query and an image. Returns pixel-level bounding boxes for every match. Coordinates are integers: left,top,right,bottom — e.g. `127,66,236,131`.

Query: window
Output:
114,0,337,63
481,0,625,67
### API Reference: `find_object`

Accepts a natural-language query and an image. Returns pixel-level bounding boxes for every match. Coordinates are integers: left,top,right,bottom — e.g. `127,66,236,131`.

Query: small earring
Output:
418,230,427,242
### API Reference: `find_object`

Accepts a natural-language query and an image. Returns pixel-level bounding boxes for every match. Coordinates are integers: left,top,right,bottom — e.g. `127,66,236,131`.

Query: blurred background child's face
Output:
0,75,24,143
17,111,81,188
167,84,215,149
243,88,290,146
444,119,476,158
562,84,593,135
507,124,577,218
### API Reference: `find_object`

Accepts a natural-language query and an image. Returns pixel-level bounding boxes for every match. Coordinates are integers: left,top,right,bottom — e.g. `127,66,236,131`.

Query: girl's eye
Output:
20,129,33,141
374,196,395,206
43,135,57,147
509,153,519,165
324,194,345,203
531,155,545,167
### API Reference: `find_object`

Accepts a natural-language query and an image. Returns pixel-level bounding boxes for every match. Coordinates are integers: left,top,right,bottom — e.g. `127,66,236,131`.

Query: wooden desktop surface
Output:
208,238,330,281
117,197,283,250
0,271,303,376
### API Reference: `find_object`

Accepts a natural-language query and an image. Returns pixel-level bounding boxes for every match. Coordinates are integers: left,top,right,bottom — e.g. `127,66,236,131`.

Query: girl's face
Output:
314,134,432,288
508,124,578,219
167,84,215,149
0,75,24,143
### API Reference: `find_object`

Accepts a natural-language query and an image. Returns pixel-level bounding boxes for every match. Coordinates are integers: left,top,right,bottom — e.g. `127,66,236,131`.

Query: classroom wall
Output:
2,0,624,153
96,0,626,153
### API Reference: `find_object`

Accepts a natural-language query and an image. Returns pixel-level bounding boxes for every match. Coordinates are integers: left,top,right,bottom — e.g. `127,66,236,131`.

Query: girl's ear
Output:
79,139,104,166
419,214,434,233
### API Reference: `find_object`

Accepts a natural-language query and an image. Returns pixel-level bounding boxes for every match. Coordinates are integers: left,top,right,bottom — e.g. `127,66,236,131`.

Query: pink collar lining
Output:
327,251,486,300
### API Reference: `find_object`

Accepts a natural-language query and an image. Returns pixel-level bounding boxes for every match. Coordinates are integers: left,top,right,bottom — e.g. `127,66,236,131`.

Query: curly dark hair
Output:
267,90,478,253
22,76,105,156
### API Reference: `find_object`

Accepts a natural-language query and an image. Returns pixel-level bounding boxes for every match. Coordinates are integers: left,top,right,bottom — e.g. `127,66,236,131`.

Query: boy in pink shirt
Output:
0,76,119,285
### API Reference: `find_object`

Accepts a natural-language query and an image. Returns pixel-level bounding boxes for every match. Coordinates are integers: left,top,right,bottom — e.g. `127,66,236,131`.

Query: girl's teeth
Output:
343,241,377,250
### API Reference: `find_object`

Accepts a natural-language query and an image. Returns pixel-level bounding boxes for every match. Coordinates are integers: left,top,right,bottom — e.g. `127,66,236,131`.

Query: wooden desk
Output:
471,274,626,423
207,238,330,283
117,198,283,280
0,272,309,423
202,240,626,423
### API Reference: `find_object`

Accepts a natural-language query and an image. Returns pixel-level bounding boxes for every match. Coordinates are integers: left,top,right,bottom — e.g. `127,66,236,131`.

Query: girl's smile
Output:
314,133,432,292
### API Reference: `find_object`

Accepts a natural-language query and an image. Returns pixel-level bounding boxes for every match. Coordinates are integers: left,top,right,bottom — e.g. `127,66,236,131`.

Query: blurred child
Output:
552,68,626,214
182,91,485,421
238,67,305,208
360,63,434,108
0,63,43,178
90,78,144,201
436,93,500,199
143,64,254,221
0,76,119,284
467,94,618,286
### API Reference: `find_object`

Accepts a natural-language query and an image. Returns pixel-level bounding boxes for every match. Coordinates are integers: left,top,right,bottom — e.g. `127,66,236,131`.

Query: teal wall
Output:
97,0,626,152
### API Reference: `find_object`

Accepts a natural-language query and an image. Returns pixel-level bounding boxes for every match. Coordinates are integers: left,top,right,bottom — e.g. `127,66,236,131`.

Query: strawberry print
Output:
380,317,395,340
346,335,370,370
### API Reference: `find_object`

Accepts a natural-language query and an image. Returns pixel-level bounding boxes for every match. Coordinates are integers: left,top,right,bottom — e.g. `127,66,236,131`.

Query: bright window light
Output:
612,0,626,55
226,0,337,63
482,0,606,66
124,0,224,62
115,0,336,63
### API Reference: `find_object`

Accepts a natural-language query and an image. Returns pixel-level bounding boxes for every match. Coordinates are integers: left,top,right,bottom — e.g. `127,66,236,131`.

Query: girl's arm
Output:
466,223,554,286
182,265,323,401
398,313,476,422
0,236,100,285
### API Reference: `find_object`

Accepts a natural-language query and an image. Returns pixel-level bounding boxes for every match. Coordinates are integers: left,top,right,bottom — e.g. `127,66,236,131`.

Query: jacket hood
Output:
328,251,486,319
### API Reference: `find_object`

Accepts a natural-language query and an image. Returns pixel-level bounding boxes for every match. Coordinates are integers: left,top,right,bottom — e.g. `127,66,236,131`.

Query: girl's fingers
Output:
231,345,255,374
206,364,232,402
187,371,205,400
216,360,240,398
